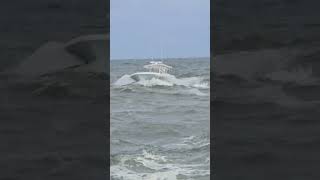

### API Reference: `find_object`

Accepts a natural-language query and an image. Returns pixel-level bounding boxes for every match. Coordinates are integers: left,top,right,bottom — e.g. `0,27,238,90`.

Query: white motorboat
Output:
130,61,173,81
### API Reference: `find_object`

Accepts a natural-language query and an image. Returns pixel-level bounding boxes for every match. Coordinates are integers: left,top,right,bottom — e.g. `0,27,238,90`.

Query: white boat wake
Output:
113,61,209,89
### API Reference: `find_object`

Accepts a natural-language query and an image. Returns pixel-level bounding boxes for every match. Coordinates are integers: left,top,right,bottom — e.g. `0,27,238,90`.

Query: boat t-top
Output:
130,61,173,81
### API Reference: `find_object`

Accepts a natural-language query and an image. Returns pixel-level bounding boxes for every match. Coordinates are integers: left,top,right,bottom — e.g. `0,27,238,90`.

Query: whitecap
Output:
113,74,136,86
113,72,209,89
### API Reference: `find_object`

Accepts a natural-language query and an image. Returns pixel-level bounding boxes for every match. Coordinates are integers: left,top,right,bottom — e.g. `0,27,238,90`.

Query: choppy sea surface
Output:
110,58,210,180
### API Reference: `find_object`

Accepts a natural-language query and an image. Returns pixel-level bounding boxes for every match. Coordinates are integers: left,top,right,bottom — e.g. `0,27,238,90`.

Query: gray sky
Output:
110,0,210,60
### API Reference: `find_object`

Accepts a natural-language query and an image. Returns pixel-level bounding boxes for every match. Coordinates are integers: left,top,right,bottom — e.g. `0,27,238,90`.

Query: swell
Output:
112,73,209,97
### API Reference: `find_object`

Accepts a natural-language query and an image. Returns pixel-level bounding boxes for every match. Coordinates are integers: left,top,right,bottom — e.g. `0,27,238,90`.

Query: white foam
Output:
137,77,174,87
174,77,209,89
111,135,210,180
113,72,209,89
165,135,210,150
181,88,208,96
141,149,168,163
111,148,209,180
113,74,136,86
111,164,180,180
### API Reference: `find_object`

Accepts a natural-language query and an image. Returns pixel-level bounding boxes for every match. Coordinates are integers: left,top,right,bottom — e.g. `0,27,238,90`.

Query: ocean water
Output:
110,58,210,180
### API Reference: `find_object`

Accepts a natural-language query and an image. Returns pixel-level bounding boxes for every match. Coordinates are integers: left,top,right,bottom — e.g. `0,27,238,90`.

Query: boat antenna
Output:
160,42,164,63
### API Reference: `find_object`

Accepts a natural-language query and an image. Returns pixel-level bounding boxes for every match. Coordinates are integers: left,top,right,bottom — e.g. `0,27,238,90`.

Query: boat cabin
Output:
143,61,172,74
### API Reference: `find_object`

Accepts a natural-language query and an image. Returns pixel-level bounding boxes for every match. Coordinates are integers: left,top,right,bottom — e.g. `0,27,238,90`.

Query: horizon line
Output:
110,56,210,61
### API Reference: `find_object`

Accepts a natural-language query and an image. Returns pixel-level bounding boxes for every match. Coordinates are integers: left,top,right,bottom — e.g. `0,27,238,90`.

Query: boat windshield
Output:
143,61,172,74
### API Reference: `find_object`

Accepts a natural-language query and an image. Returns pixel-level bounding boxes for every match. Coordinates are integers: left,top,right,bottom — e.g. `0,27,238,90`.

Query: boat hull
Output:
130,72,170,81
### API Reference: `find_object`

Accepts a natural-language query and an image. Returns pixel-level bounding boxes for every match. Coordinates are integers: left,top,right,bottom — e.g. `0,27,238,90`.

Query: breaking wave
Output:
113,73,208,90
112,72,209,97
